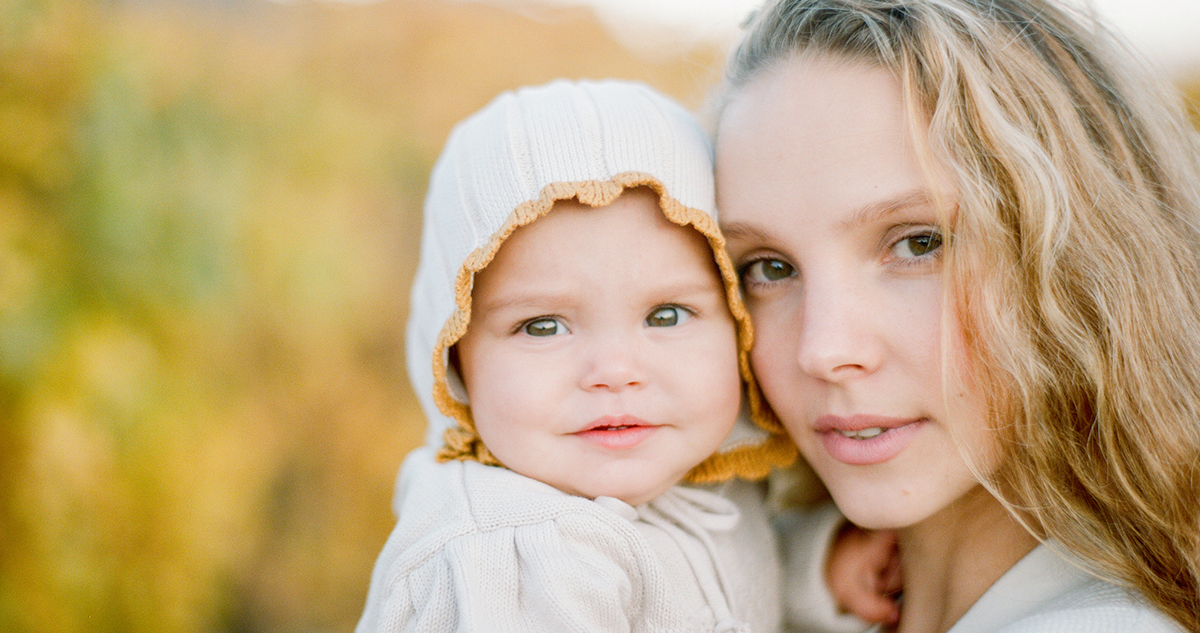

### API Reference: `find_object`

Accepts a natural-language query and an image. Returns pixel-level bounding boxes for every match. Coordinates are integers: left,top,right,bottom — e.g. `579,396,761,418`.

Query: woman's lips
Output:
573,415,659,450
813,414,926,465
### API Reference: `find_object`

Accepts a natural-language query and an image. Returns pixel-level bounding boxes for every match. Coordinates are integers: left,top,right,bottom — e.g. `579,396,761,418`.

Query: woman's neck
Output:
893,486,1038,633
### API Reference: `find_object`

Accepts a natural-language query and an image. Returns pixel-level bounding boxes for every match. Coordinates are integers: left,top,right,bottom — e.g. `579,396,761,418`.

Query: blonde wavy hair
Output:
720,0,1200,629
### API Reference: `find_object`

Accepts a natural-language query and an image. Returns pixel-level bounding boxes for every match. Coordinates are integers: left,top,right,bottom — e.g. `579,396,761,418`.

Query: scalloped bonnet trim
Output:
430,173,797,481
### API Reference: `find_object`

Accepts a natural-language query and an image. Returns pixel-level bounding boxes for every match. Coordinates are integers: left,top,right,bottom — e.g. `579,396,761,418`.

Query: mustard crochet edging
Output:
430,173,797,481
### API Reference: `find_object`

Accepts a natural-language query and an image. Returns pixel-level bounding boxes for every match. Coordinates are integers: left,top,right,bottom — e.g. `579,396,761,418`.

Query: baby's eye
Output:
522,318,566,337
645,306,692,327
892,231,944,259
741,258,796,284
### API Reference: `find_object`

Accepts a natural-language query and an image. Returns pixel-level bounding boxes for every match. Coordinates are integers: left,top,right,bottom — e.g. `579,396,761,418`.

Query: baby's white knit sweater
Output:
356,447,786,632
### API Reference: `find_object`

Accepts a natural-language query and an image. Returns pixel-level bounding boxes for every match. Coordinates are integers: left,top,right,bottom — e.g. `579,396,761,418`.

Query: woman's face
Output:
716,55,997,530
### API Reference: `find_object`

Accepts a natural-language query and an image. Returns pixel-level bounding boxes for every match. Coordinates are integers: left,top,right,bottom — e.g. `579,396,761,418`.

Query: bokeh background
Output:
0,0,1196,631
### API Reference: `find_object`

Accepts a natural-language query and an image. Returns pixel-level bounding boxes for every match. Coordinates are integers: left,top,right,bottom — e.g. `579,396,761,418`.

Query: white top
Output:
356,447,784,633
949,544,1183,632
775,509,1181,633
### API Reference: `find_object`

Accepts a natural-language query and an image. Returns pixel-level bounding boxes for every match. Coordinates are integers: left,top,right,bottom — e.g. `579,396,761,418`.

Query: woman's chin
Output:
826,490,927,530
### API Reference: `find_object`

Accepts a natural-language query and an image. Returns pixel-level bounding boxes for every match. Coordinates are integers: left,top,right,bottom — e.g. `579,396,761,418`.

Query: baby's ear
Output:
444,345,470,405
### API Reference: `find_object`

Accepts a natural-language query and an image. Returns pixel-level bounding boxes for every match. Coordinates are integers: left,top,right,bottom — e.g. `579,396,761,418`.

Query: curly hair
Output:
721,1,1200,629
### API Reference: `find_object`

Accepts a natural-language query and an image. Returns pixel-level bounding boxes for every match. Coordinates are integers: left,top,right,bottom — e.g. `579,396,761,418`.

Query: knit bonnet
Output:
406,79,796,482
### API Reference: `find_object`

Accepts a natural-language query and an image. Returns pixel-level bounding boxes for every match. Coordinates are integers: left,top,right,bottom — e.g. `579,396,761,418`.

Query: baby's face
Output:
455,189,742,506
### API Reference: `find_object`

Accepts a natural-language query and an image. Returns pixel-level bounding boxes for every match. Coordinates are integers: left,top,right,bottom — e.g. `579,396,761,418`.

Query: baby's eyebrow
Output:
474,292,575,314
478,279,724,315
657,277,727,297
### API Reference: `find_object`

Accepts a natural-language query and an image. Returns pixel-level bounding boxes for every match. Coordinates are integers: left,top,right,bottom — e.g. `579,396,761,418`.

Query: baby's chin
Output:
561,473,684,508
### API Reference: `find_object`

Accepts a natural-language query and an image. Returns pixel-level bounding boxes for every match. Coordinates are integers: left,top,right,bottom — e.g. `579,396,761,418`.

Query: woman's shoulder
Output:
996,565,1182,633
954,544,1183,633
995,580,1183,633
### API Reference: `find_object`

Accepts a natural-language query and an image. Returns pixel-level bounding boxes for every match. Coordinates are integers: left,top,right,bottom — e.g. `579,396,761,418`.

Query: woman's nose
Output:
795,278,883,382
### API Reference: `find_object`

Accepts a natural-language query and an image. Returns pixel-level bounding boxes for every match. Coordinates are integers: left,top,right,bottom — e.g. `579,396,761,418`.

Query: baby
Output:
357,79,878,632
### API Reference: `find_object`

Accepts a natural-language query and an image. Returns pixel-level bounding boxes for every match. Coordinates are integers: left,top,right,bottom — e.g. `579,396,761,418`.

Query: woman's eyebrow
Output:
840,189,938,230
720,189,942,245
720,222,777,245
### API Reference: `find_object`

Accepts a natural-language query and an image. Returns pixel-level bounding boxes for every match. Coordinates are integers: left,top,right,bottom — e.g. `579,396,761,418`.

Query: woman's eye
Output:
892,231,944,259
646,306,691,327
522,318,565,337
742,258,796,284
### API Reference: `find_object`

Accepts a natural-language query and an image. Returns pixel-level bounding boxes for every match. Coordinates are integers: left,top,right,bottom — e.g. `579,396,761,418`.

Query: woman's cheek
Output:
747,300,803,419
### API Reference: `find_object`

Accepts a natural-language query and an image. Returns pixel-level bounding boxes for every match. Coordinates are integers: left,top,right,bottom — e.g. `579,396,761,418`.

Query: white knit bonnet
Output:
406,79,796,482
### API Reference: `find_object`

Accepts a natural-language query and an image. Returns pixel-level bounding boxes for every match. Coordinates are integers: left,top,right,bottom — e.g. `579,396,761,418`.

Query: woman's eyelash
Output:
888,227,945,262
734,229,943,286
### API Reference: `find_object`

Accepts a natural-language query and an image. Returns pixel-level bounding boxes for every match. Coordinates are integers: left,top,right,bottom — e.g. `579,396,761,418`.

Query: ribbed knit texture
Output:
356,448,785,632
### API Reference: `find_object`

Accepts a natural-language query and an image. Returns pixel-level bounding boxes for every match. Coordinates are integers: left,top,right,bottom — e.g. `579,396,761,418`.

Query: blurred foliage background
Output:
0,0,726,630
0,0,1196,631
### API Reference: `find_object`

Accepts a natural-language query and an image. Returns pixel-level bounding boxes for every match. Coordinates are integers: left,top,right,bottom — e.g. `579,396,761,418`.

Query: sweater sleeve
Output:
776,502,875,633
357,509,686,633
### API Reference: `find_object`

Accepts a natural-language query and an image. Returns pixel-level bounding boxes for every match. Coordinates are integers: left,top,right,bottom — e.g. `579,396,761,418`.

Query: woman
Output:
713,0,1200,631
